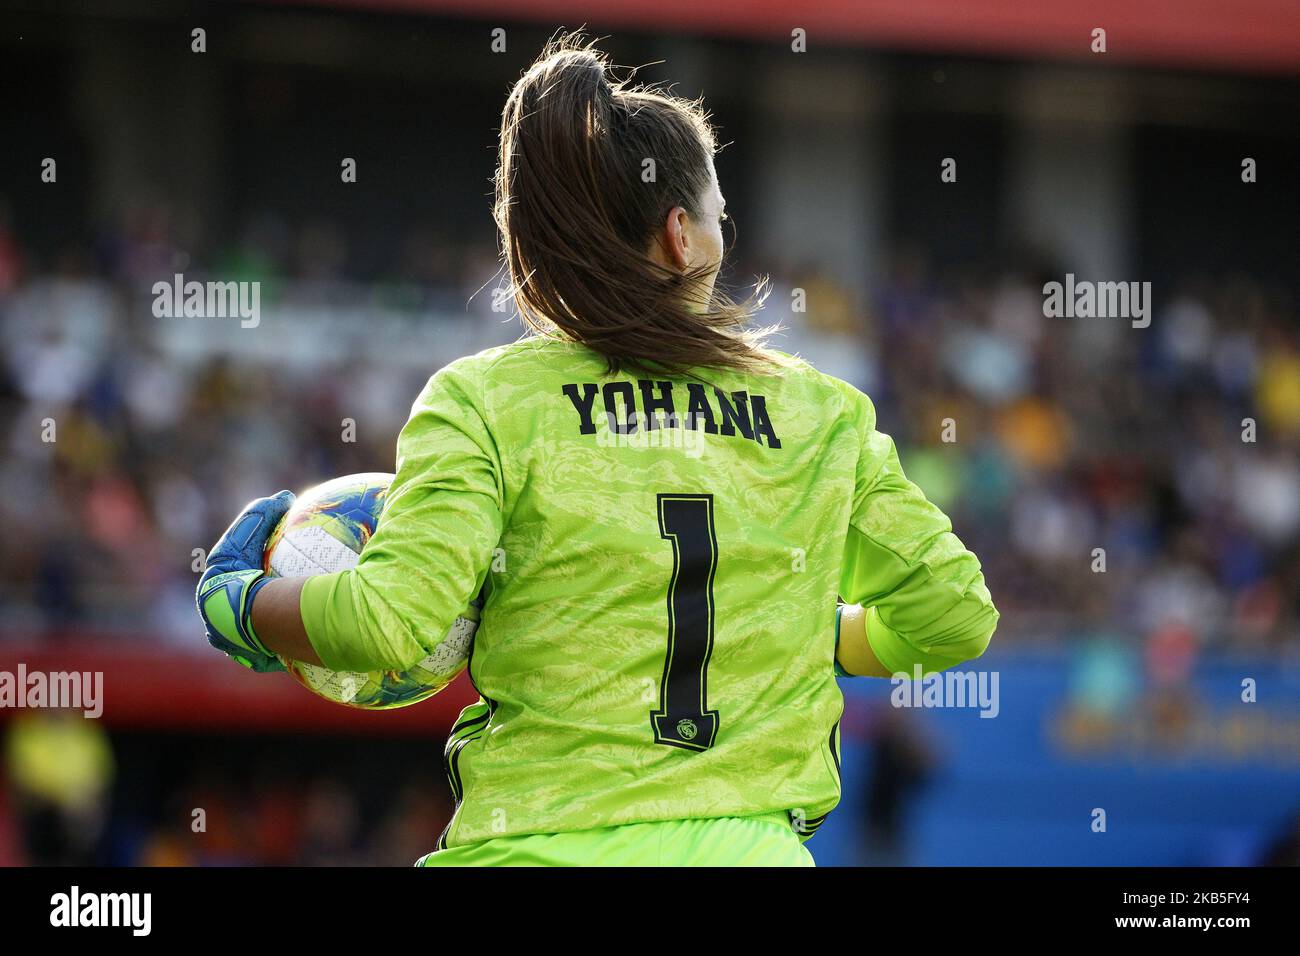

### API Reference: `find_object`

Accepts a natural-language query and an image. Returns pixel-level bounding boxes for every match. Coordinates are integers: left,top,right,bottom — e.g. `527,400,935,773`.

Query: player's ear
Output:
656,205,691,271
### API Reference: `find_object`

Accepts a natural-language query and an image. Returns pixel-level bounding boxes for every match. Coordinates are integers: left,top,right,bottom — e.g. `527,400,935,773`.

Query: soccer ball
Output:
262,472,478,709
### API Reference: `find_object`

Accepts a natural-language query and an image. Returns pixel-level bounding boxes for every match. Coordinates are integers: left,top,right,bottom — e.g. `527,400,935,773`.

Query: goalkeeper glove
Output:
196,490,294,672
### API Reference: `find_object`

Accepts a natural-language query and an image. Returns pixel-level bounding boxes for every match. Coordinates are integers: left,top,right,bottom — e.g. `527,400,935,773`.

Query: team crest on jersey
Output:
676,718,699,741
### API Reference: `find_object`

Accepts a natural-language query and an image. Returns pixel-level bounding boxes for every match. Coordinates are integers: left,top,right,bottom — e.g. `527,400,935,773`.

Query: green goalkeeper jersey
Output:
299,337,998,848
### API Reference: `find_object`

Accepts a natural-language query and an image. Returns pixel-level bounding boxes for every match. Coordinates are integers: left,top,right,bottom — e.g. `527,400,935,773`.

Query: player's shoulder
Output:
415,338,602,426
437,336,601,383
759,348,877,429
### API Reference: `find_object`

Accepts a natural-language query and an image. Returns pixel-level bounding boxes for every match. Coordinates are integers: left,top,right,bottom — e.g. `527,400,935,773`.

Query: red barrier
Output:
0,641,477,736
286,0,1300,74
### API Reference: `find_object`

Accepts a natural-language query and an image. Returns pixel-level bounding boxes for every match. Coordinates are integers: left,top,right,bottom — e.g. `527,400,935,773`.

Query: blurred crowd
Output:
0,201,509,639
1,198,1298,663
1,197,1297,866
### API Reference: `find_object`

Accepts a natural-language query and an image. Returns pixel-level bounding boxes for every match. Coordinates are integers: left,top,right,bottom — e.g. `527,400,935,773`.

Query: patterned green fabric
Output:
415,811,813,866
300,338,997,847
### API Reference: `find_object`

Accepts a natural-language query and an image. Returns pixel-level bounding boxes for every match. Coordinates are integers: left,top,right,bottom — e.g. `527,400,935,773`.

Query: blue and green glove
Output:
196,490,294,672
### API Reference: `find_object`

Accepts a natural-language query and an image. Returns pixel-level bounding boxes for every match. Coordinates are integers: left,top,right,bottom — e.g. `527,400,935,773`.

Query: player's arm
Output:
250,577,317,664
288,363,503,673
200,363,502,673
836,390,998,678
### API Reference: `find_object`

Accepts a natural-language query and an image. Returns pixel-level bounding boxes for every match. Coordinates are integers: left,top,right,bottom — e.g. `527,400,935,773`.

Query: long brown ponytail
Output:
494,33,778,376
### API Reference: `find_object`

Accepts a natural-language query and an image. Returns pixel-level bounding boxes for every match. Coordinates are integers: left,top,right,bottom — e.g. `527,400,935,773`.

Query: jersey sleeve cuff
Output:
865,603,996,678
300,570,436,672
299,571,357,671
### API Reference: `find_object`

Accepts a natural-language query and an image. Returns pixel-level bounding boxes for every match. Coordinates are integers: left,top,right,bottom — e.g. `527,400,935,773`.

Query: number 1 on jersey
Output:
652,493,720,751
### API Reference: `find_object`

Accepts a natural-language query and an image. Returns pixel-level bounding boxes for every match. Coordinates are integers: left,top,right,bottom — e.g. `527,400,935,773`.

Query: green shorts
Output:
416,812,815,867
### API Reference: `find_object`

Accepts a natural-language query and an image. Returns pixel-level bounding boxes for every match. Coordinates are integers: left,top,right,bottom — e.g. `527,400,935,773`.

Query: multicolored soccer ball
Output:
262,472,478,709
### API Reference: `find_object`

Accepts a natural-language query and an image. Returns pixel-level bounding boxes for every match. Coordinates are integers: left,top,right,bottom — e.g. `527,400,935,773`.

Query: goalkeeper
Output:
197,34,998,866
